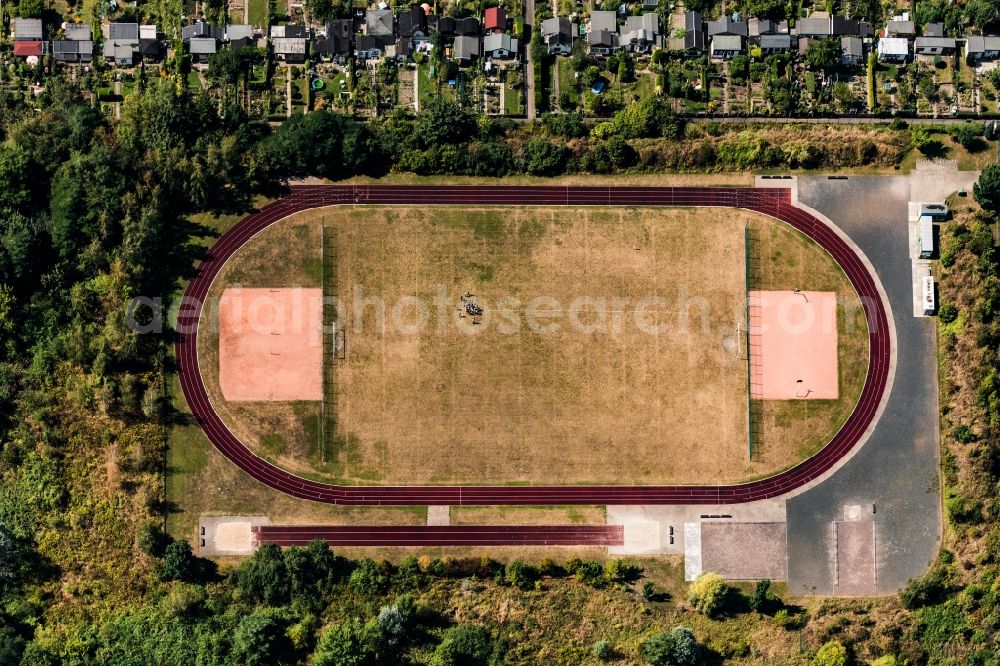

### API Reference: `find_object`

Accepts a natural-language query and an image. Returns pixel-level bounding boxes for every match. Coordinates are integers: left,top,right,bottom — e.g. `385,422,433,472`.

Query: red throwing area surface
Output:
218,288,323,401
748,290,839,400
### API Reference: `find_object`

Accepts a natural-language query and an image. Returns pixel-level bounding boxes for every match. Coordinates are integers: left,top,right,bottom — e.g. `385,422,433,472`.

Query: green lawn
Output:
557,57,579,107
247,0,269,27
186,71,202,90
417,62,437,108
503,80,522,115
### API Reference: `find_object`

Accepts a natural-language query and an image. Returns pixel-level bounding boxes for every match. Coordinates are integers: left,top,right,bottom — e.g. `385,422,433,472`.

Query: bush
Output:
938,302,958,324
640,626,699,666
749,578,780,613
899,564,951,609
871,656,897,666
593,639,613,661
687,572,727,616
430,624,493,666
520,139,567,177
813,640,847,666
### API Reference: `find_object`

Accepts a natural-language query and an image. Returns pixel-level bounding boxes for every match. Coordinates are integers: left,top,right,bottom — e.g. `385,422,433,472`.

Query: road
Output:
525,0,536,120
175,185,891,507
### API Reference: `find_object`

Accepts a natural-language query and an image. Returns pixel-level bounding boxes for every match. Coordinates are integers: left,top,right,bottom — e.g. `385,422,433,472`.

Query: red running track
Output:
176,185,891,506
253,524,625,547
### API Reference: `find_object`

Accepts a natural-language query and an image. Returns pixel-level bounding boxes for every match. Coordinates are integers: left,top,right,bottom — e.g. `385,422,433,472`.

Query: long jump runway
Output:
176,186,891,508
253,525,625,547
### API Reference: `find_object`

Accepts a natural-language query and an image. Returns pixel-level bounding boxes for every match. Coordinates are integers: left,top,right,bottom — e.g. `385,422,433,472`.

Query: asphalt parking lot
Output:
786,166,976,595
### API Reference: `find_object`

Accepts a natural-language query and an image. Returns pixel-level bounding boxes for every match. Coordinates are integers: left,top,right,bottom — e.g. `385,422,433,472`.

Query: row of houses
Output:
659,9,1000,65
875,15,1000,64
12,18,167,65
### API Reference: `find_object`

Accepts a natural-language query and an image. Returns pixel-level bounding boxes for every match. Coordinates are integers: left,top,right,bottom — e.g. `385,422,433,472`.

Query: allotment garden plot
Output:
197,205,867,486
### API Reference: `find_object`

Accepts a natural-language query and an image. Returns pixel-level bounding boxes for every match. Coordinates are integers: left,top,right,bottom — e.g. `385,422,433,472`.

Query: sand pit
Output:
748,290,838,400
218,288,323,401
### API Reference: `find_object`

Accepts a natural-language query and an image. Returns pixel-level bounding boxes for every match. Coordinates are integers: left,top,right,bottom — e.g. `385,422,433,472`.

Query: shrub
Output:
952,424,976,443
593,639,613,661
640,626,699,666
899,564,951,609
938,302,958,324
813,640,847,666
749,578,780,613
687,572,728,616
871,656,897,666
430,624,493,666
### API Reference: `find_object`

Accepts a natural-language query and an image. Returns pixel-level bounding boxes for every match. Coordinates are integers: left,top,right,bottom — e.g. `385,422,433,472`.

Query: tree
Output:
161,540,195,581
233,609,294,665
313,619,374,666
416,99,477,147
640,626,699,666
15,0,43,17
0,525,18,588
687,572,728,616
430,624,494,666
349,557,390,596
974,164,1000,213
208,47,244,86
729,55,750,84
377,594,415,648
806,38,842,72
236,542,290,604
813,640,848,666
951,124,984,151
520,139,568,177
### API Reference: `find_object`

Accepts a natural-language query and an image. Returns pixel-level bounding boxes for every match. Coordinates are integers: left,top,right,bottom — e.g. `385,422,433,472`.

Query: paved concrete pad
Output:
199,515,269,556
701,522,787,580
834,520,876,596
427,506,450,526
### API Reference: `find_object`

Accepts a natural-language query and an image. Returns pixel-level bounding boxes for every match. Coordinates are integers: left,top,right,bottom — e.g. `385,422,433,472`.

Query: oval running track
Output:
175,185,891,506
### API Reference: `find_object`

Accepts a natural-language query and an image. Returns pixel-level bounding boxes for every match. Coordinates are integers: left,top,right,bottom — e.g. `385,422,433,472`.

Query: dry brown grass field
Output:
747,219,869,468
196,205,867,486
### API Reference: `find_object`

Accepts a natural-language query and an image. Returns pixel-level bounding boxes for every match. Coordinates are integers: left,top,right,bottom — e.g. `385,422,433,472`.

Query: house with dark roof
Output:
139,38,161,61
541,17,573,56
485,6,506,33
795,15,831,38
748,18,776,37
924,22,944,38
14,18,43,40
455,17,481,36
915,36,956,56
965,36,1000,63
841,35,863,66
622,13,659,53
275,24,306,38
273,37,307,63
483,32,518,59
398,5,428,40
367,9,394,38
189,37,218,64
52,38,94,62
452,34,479,64
357,35,388,60
109,22,140,41
885,20,915,37
831,17,870,36
707,16,746,37
183,20,222,40
103,39,138,66
710,34,743,59
434,16,456,36
759,34,791,54
672,11,705,53
588,11,620,56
